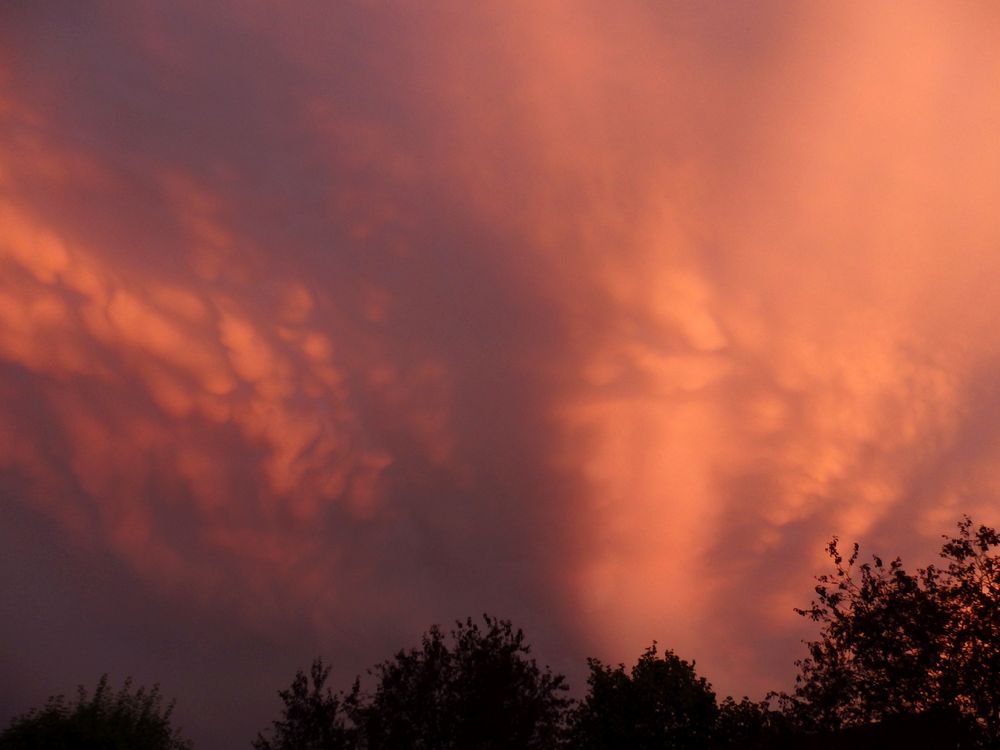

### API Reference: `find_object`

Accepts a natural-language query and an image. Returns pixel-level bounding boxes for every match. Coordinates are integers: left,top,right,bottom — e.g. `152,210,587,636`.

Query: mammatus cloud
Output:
0,182,401,606
5,2,1000,745
386,0,1000,688
0,76,464,629
531,2,1000,689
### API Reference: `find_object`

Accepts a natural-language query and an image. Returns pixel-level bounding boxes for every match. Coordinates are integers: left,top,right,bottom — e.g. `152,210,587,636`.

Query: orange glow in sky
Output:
4,2,1000,746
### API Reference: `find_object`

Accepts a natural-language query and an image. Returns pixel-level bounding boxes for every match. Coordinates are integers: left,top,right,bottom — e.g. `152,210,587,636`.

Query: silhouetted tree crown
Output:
253,660,356,750
256,614,570,750
0,675,191,750
353,614,570,749
566,642,717,749
786,516,1000,745
711,696,792,749
18,517,991,748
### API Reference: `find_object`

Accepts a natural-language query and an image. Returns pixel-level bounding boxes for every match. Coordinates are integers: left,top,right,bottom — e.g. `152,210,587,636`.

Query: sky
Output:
3,1,1000,747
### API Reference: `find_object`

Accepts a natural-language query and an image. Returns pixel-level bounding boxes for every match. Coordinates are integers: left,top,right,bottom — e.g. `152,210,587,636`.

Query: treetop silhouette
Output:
255,614,570,750
785,516,1000,744
0,675,191,750
8,516,1000,748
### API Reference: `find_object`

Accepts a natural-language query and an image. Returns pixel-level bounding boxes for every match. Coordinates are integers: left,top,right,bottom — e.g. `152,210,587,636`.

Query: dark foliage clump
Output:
783,517,1000,746
255,614,570,750
0,675,191,750
565,642,718,749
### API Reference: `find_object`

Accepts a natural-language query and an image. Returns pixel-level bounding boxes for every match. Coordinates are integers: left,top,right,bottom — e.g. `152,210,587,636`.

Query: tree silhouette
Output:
710,696,793,749
253,660,356,750
352,614,570,749
566,642,717,749
258,614,570,750
242,516,1000,747
786,517,1000,745
0,675,191,750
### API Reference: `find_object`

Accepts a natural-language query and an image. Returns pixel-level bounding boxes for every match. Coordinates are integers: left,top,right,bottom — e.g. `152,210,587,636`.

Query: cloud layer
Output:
4,2,1000,745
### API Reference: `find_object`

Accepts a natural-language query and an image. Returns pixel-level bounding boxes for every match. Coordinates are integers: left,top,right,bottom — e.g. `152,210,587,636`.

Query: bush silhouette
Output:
0,675,191,750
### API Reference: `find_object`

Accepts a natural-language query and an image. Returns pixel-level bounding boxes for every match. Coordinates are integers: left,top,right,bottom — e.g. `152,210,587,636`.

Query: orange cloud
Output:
391,0,1000,694
0,138,453,621
6,1,1000,715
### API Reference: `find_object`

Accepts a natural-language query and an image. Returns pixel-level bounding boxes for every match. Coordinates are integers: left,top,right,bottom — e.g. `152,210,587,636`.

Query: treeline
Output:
3,517,999,749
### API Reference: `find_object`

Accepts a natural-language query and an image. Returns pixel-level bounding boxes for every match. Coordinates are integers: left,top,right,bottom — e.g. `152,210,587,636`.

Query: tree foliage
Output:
566,642,718,749
711,696,792,749
16,517,995,747
353,614,570,749
787,517,1000,744
253,660,356,750
257,614,570,750
0,675,191,750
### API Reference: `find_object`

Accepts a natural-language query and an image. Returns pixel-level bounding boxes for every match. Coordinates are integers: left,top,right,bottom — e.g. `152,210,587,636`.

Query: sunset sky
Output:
4,2,1000,747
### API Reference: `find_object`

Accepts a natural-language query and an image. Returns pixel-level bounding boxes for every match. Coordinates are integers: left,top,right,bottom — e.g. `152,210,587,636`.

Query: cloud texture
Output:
4,2,1000,745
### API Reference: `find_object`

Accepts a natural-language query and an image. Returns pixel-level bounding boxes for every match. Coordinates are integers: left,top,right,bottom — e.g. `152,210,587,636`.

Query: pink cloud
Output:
5,3,1000,743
